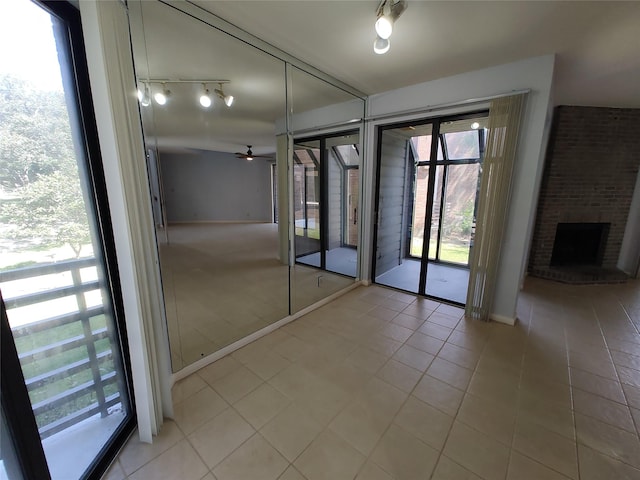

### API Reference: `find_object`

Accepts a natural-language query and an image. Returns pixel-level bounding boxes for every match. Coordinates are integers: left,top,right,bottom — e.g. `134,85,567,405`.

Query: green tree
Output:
0,74,90,257
0,75,74,190
1,168,90,257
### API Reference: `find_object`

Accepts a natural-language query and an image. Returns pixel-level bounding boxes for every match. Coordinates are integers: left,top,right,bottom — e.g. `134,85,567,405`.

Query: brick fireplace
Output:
529,106,640,284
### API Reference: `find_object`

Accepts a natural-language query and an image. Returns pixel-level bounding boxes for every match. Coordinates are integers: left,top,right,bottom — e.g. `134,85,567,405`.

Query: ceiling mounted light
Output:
199,83,212,108
154,83,170,105
471,121,480,130
137,78,233,108
373,0,408,54
374,36,390,55
215,83,234,107
137,83,151,107
375,1,393,39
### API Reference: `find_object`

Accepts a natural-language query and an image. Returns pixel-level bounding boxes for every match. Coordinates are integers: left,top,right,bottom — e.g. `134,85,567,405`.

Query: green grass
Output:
295,227,320,240
411,239,470,265
13,314,120,429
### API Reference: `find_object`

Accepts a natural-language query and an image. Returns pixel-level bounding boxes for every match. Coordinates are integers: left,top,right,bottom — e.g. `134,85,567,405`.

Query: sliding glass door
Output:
293,131,360,277
373,113,487,304
0,1,134,478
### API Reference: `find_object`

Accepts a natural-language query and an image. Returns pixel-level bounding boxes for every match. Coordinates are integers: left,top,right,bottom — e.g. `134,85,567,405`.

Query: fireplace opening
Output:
550,223,610,267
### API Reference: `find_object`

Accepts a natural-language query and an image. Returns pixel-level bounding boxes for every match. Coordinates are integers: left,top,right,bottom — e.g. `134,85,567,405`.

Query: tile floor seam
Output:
424,315,495,479
563,306,581,480
120,422,187,479
589,301,640,444
342,300,458,480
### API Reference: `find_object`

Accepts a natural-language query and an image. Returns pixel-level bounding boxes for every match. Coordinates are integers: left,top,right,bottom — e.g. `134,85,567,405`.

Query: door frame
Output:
372,110,489,303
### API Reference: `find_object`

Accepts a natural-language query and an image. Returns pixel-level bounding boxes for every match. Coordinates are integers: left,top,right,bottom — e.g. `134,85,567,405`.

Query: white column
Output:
79,0,172,442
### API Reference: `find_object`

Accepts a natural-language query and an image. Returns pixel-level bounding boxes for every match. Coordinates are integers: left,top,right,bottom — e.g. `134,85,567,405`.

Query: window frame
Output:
0,1,136,478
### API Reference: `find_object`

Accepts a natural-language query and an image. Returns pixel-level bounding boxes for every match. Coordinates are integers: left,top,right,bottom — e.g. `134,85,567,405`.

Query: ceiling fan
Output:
235,145,273,161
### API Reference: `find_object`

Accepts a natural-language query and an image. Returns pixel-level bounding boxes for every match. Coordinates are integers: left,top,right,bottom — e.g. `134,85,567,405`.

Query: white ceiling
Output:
194,0,640,108
131,1,640,154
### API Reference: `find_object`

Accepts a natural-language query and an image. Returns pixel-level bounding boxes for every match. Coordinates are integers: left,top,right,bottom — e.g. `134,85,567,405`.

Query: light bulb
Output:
246,156,253,161
200,90,212,108
225,95,234,107
154,92,166,105
137,87,150,106
471,122,480,130
154,84,170,105
374,36,390,54
375,15,393,40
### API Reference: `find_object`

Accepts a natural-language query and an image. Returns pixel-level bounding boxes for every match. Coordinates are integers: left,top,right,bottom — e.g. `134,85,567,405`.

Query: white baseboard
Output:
490,313,517,326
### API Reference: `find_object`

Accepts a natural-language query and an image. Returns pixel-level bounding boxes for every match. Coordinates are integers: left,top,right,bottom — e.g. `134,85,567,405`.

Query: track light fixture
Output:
373,0,408,54
136,79,233,109
375,1,393,39
137,83,151,106
373,36,390,55
154,83,170,105
199,83,212,108
214,83,234,107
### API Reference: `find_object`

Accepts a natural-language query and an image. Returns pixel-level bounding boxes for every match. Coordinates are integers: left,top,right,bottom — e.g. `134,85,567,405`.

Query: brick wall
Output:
529,106,640,270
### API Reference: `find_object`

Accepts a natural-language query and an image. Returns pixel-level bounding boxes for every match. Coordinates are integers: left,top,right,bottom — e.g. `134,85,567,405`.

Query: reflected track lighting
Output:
136,79,233,109
154,83,170,105
137,83,151,106
215,83,234,107
199,83,212,108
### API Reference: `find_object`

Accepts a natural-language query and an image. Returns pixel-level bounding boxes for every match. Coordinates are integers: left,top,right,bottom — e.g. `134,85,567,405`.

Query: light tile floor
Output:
105,277,640,480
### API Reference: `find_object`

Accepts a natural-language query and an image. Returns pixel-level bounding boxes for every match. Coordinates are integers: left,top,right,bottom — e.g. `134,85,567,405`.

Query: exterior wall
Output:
529,106,640,269
375,130,409,276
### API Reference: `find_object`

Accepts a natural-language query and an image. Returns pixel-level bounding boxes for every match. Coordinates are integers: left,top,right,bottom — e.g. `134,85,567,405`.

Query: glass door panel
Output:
428,165,445,260
410,165,429,258
0,1,132,478
325,135,359,277
345,168,359,247
294,143,321,266
440,163,481,265
374,113,487,305
375,126,434,294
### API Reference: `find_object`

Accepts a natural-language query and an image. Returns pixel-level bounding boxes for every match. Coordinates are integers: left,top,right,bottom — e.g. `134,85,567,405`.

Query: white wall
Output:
160,150,273,223
363,55,556,324
618,168,640,277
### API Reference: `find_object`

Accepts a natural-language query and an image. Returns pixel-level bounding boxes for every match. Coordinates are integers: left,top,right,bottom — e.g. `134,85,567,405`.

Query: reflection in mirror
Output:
128,1,289,371
289,66,365,312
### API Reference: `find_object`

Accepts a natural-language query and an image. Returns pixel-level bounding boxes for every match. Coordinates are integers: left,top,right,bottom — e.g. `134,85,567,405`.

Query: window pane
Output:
440,163,481,265
410,134,443,161
335,144,359,166
326,137,358,277
345,168,359,247
444,131,480,160
410,165,429,257
294,145,321,266
0,1,131,478
428,166,445,260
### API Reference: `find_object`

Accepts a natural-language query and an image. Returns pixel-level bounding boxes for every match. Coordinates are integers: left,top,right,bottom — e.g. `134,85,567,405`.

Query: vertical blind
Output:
466,93,527,321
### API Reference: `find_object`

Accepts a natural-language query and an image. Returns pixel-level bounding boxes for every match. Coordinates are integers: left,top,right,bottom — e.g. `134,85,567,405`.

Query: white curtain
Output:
466,93,527,321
